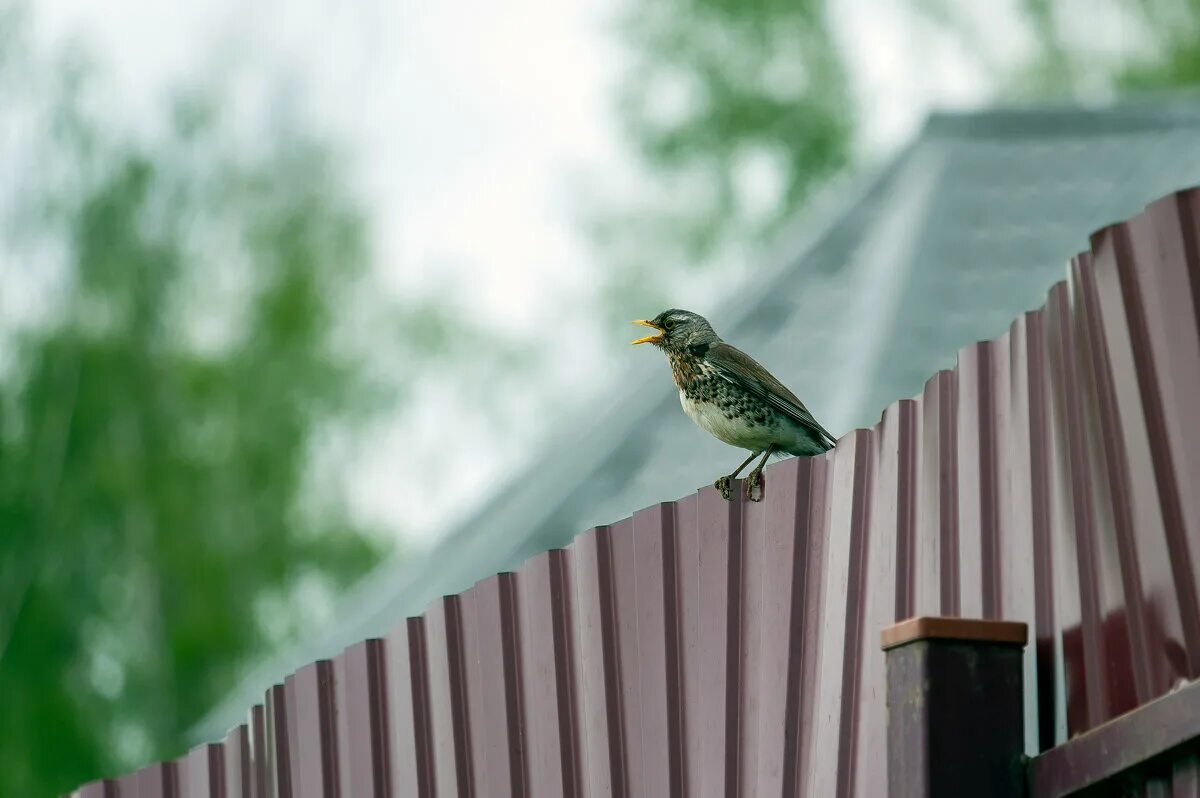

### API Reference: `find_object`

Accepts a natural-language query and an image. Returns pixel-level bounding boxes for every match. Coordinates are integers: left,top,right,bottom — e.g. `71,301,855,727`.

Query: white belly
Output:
679,390,782,452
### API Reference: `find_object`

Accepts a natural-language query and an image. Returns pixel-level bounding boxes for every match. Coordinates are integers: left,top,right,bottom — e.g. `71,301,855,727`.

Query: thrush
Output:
632,309,836,502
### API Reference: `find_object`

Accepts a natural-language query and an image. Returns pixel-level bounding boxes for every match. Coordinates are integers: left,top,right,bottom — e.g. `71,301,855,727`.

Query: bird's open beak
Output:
631,319,663,345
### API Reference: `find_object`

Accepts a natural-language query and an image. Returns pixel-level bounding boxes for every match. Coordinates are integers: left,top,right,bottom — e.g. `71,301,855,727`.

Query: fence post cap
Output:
881,616,1028,650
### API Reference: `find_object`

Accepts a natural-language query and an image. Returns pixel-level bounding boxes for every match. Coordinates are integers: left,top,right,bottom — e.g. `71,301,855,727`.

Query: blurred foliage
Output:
915,0,1200,94
0,6,474,794
599,0,1200,322
593,0,853,319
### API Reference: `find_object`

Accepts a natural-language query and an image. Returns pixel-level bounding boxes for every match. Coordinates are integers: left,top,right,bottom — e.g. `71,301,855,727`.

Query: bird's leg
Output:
745,445,776,502
715,450,760,501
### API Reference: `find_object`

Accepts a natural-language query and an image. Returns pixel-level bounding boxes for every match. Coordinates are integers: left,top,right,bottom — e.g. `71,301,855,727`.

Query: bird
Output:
632,309,836,501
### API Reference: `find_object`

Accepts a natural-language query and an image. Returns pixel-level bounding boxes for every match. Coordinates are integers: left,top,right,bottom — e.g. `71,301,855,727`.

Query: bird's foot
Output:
714,475,733,501
745,469,765,502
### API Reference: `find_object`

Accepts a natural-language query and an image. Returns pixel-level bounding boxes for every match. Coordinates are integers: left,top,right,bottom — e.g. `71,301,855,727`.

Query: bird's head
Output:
631,309,720,354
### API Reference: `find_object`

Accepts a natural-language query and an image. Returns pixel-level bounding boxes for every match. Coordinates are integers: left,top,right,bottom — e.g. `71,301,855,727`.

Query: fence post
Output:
882,616,1028,797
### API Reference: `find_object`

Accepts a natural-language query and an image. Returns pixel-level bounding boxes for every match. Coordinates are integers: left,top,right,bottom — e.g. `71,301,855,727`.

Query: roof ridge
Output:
923,95,1200,138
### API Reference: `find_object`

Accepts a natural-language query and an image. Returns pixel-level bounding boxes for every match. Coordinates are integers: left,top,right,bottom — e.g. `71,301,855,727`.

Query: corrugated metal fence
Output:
69,188,1200,796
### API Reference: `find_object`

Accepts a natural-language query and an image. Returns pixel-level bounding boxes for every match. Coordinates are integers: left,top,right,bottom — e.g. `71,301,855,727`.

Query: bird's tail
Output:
783,436,835,458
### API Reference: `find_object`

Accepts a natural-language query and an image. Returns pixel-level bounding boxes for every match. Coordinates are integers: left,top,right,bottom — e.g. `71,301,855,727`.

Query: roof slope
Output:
194,99,1200,740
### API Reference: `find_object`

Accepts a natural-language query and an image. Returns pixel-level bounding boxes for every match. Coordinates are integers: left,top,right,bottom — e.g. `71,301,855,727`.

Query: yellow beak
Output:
631,319,663,345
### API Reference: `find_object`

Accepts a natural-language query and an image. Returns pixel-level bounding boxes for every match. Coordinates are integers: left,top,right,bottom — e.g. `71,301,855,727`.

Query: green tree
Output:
913,0,1200,94
589,0,853,321
0,10,454,794
596,0,1200,322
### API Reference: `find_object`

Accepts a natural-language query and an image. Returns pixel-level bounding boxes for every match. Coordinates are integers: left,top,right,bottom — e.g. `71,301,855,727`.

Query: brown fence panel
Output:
68,188,1200,796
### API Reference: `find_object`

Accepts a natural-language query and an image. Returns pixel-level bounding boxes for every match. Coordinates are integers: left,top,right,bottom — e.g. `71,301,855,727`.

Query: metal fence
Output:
1027,677,1200,797
68,187,1200,796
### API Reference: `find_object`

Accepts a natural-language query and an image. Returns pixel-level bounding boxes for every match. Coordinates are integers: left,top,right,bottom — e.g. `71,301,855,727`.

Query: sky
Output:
25,0,1027,545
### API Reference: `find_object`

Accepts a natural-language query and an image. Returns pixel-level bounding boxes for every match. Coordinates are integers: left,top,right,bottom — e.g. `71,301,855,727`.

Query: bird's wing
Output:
707,342,837,449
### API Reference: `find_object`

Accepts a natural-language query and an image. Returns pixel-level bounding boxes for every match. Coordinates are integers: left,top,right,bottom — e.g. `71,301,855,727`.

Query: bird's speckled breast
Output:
669,352,783,451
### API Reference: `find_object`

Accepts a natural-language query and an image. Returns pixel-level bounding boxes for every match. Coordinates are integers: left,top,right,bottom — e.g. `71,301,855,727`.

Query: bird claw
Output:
714,475,733,501
745,470,765,502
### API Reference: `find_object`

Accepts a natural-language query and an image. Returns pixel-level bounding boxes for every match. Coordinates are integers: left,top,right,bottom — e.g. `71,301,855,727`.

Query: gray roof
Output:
193,99,1200,740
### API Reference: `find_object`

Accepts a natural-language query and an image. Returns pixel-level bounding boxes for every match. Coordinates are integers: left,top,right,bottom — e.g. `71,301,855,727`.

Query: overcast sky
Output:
27,0,1020,543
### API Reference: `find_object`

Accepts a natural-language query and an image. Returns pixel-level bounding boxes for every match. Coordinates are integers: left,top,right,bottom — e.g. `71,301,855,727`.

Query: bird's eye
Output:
662,319,676,331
